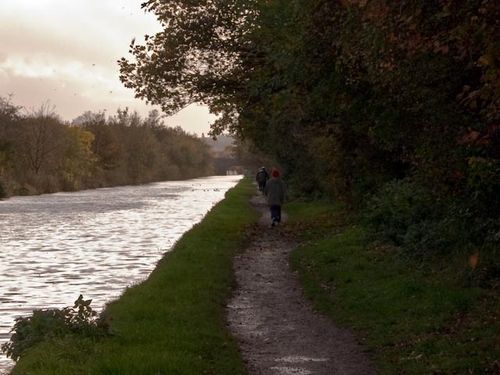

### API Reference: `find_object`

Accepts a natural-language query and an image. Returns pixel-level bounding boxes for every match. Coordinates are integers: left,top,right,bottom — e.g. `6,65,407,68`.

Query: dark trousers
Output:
270,205,281,223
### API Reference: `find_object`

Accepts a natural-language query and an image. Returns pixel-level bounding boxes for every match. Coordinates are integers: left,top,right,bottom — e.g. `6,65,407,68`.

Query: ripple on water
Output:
0,176,242,371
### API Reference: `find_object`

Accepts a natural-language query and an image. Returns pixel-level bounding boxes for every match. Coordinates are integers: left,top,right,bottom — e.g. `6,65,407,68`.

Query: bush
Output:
364,179,462,256
364,178,500,259
1,295,109,361
401,216,465,256
364,180,434,242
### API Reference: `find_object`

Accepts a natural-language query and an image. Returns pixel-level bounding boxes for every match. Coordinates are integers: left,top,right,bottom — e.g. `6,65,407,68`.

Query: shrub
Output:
364,178,500,259
364,180,435,243
1,295,109,361
363,179,462,257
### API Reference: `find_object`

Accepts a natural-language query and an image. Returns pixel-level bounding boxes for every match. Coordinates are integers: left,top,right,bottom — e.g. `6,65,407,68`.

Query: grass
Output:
11,178,258,375
287,200,500,374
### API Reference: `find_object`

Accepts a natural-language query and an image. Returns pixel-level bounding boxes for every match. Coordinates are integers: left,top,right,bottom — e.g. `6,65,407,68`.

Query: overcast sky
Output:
0,0,214,135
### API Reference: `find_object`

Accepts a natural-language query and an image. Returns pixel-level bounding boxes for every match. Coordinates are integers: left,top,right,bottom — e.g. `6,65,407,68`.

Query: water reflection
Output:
0,176,241,372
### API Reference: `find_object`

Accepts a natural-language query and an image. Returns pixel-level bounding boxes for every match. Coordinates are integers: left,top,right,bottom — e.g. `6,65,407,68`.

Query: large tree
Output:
119,0,261,135
120,0,499,198
119,0,499,254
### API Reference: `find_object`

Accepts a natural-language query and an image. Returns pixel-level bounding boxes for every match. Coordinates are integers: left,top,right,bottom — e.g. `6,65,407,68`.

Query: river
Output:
0,175,242,373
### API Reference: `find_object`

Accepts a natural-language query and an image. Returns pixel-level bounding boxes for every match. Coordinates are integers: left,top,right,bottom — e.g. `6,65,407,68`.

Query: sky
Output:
0,0,215,135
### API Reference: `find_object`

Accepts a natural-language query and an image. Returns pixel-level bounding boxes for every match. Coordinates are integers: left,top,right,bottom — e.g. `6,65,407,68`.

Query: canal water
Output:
0,175,242,373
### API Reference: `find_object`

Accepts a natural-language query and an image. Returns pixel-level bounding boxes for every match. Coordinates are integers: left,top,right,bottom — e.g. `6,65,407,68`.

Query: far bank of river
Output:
0,175,242,373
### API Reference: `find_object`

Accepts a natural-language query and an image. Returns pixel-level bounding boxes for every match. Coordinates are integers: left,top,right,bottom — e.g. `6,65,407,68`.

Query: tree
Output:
60,127,96,190
118,0,262,134
119,0,499,254
17,115,65,176
0,96,22,167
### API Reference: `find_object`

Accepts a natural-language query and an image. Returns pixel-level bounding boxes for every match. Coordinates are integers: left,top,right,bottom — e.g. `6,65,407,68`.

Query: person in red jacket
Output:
264,168,286,226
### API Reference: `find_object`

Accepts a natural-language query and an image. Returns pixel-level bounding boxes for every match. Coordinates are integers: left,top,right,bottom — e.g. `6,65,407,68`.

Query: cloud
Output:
0,1,214,135
1,72,215,135
0,65,156,121
164,105,217,136
0,0,160,71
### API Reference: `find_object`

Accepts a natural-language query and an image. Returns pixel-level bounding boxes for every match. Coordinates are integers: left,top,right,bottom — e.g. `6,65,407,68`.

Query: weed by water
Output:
2,295,108,362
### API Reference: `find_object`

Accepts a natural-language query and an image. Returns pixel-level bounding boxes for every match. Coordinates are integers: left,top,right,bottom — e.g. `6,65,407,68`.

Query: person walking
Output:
256,167,269,192
264,168,286,226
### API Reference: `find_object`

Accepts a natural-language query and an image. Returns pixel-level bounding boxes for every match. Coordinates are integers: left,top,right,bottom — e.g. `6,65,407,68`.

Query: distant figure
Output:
264,168,286,226
256,167,269,192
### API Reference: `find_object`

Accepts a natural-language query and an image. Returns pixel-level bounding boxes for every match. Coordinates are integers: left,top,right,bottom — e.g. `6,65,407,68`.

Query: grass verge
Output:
287,200,499,374
11,178,258,375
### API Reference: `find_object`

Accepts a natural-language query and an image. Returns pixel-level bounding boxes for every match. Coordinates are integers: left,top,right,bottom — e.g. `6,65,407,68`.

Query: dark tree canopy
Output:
120,0,499,254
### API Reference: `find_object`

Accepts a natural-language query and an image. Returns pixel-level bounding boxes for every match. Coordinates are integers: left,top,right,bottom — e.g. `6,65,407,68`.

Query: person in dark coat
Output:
264,168,286,226
256,167,269,192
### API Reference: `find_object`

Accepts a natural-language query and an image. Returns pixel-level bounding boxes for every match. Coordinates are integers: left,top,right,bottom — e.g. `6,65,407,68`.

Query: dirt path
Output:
227,195,375,375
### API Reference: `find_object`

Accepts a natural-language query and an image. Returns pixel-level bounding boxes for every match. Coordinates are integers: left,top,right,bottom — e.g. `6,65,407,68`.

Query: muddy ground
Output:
226,195,375,375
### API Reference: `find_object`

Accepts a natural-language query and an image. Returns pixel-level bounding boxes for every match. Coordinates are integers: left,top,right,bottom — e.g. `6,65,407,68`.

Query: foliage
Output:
0,99,214,196
118,0,259,136
1,295,109,361
120,0,499,257
0,179,6,198
364,176,500,257
364,180,448,255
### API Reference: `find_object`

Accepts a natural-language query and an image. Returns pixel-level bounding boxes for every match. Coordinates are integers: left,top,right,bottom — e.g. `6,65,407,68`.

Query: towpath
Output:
227,195,375,375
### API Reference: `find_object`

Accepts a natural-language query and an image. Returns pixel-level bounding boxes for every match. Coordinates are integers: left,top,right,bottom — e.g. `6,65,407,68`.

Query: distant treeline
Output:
0,97,213,197
120,1,499,258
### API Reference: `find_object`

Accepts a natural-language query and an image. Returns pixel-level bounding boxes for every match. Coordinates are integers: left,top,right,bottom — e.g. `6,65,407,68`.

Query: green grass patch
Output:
11,178,258,375
287,200,500,374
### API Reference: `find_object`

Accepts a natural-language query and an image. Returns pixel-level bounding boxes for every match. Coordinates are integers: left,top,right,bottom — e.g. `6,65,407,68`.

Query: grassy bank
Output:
11,178,257,375
287,201,499,374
